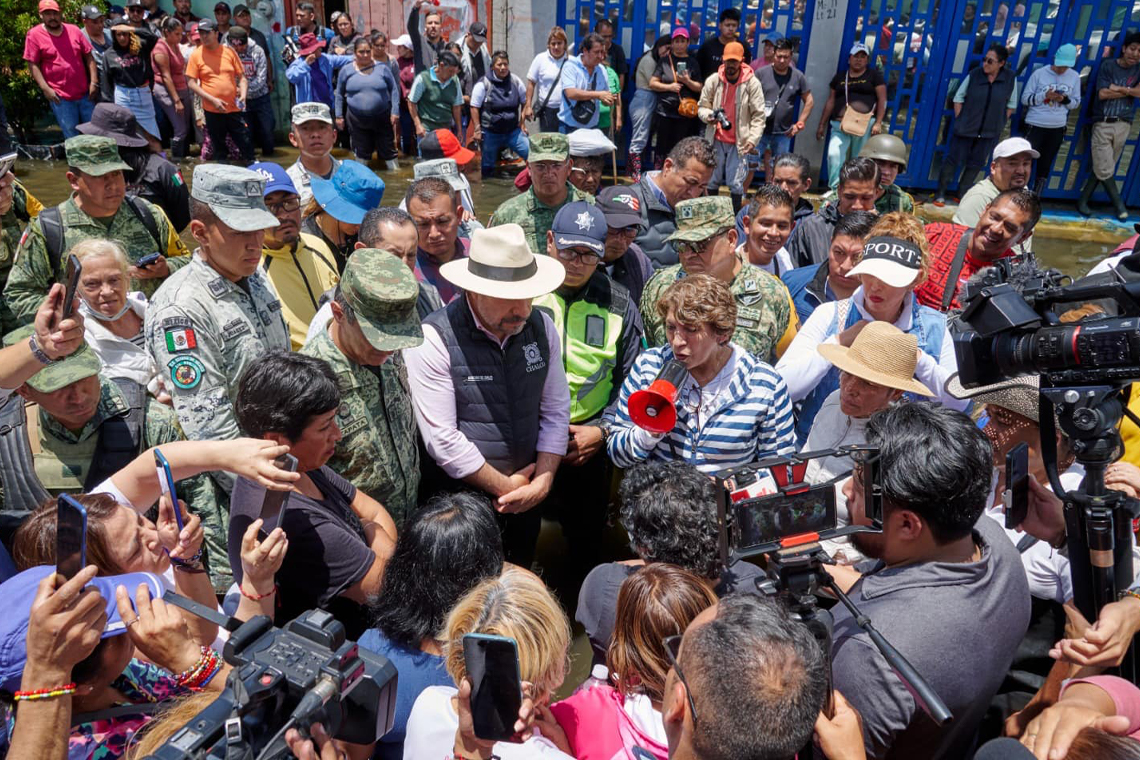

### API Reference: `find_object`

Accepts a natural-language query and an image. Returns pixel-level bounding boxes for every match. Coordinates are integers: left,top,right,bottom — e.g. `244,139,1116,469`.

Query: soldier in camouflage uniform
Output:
640,196,794,363
488,132,593,254
145,165,288,496
4,136,191,326
0,174,44,335
300,248,423,525
0,327,229,589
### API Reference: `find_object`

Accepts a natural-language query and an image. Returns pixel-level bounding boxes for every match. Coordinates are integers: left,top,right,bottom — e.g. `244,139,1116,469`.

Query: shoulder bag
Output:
839,71,873,136
671,56,699,118
536,53,568,113
570,62,599,123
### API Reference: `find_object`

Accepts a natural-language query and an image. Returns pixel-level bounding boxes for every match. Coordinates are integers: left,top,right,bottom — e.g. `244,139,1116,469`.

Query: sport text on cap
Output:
846,235,924,289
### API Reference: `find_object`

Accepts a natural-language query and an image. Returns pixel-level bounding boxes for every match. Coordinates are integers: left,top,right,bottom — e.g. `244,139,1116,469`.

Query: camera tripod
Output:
1040,383,1140,681
757,541,952,757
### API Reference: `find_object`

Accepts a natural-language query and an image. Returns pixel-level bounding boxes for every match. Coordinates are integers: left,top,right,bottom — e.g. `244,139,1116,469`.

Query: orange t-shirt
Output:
186,45,242,113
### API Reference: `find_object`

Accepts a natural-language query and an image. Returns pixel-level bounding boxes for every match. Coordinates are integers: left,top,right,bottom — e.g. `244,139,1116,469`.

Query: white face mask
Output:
81,297,132,322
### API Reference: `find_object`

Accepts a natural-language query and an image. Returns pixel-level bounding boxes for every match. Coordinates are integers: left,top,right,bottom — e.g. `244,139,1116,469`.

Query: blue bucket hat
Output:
248,161,298,197
310,160,385,224
0,565,165,691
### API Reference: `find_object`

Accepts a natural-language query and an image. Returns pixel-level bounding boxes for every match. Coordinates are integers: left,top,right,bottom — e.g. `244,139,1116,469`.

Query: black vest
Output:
424,297,549,475
953,66,1018,140
481,74,523,134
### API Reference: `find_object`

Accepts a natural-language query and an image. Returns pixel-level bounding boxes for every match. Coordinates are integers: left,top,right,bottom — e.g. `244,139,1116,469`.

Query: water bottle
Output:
574,664,610,694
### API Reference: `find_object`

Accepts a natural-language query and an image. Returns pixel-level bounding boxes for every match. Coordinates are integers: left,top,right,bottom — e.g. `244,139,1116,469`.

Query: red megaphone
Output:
628,360,688,434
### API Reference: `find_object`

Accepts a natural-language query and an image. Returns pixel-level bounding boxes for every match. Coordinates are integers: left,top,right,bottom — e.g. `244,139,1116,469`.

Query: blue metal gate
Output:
835,0,1140,204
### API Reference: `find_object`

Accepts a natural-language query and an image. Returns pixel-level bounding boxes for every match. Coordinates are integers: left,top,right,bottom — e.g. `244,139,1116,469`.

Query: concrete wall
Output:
797,0,849,182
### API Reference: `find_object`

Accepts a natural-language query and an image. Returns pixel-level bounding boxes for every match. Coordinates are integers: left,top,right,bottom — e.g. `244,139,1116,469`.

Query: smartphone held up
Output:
463,633,523,742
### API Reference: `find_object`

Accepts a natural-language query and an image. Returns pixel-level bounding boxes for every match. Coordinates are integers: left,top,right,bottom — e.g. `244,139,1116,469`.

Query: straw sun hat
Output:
817,320,933,396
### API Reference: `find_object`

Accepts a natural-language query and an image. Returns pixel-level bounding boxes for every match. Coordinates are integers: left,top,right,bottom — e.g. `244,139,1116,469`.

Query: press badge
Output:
585,314,606,347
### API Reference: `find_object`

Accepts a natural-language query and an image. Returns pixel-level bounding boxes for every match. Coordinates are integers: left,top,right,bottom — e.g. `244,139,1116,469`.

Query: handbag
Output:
570,64,600,123
839,72,873,136
670,56,699,118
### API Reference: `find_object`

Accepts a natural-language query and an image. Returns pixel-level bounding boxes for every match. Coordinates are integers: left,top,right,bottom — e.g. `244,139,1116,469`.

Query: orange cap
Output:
723,41,746,61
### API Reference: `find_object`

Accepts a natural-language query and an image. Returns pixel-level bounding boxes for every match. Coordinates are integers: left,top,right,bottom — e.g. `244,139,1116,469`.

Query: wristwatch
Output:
27,334,53,365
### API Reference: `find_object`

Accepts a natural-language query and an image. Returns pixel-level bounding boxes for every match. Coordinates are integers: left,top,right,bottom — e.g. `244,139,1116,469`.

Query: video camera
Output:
711,107,732,131
951,252,1140,680
714,445,882,565
140,594,397,760
952,254,1140,388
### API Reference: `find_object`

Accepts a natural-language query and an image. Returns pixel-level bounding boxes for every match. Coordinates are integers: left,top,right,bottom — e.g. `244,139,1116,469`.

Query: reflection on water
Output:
15,147,1117,278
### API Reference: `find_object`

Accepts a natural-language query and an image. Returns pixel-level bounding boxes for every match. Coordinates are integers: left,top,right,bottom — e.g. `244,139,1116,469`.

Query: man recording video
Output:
834,402,1031,760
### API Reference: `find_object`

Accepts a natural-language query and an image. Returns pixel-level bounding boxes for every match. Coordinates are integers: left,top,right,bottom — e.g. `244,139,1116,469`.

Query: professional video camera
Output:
951,252,1140,679
140,593,397,760
711,107,732,131
712,447,952,750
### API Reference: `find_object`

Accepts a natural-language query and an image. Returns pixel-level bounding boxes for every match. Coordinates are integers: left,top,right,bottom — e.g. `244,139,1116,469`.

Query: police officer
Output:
859,133,915,214
640,195,794,363
145,164,288,492
0,173,43,335
535,202,642,577
488,132,593,254
77,103,191,231
0,328,227,587
4,136,190,326
300,249,423,526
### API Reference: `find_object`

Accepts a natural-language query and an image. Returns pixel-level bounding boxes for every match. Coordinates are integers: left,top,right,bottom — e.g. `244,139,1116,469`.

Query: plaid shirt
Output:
916,223,1012,312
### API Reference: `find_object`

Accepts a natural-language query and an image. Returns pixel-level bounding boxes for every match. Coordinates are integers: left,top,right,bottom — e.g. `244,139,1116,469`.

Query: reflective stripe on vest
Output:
535,291,623,423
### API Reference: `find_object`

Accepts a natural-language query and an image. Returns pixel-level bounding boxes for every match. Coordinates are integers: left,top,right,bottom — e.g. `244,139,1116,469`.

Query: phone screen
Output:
56,494,88,580
463,634,522,742
154,449,183,533
733,484,837,551
1004,442,1030,530
62,254,82,320
259,453,299,532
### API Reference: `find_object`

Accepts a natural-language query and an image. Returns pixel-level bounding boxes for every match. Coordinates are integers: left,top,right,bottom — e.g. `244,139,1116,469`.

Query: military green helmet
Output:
859,133,909,171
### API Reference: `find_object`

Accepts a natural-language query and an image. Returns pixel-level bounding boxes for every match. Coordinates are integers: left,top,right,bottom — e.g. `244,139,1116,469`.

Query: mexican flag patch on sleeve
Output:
165,327,197,352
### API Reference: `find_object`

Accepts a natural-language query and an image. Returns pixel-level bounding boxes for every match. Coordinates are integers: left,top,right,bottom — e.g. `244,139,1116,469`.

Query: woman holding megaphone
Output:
607,275,796,473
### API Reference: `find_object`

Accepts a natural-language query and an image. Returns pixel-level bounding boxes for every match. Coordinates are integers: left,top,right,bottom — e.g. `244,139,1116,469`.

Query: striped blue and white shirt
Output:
607,344,796,474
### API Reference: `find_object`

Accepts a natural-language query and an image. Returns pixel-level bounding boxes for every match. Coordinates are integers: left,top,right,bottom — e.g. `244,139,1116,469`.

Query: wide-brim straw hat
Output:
817,320,933,396
440,224,565,300
947,373,1044,423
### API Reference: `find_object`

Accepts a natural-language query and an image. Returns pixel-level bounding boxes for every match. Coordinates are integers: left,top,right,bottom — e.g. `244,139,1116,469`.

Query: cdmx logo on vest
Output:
523,342,546,373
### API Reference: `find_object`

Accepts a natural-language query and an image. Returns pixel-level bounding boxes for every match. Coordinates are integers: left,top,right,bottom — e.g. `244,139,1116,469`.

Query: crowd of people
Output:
6,2,1140,760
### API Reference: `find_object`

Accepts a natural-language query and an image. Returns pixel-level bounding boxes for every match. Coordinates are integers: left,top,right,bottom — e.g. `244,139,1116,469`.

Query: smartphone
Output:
0,151,17,178
62,254,82,321
259,453,299,532
1004,442,1030,530
733,484,837,552
154,449,183,533
136,252,162,269
676,60,688,77
56,494,88,580
463,633,523,742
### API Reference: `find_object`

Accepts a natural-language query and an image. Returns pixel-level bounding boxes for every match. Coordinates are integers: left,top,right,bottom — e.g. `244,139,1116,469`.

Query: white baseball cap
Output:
992,136,1040,161
394,34,412,48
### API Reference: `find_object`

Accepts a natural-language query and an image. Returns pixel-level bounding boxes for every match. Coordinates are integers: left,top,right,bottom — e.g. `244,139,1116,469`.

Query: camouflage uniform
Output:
488,133,594,254
299,249,423,524
0,182,43,334
5,137,190,325
875,183,916,215
641,196,793,363
145,166,288,492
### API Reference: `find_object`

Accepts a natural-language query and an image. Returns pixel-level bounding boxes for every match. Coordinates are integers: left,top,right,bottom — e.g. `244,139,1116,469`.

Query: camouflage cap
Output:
340,248,424,352
3,326,101,394
291,102,333,126
64,135,131,177
666,196,737,242
413,158,465,192
528,132,569,163
191,164,279,232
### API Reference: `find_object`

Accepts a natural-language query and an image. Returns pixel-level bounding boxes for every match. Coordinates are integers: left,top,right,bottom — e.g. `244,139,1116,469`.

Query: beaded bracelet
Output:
176,648,222,692
173,646,217,684
1121,588,1140,604
238,583,277,601
14,682,76,701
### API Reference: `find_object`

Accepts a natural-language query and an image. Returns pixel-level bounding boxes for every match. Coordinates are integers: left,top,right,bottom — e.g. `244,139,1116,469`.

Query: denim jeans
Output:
826,117,875,189
114,85,161,138
481,127,529,175
245,94,277,155
628,89,656,154
49,96,96,139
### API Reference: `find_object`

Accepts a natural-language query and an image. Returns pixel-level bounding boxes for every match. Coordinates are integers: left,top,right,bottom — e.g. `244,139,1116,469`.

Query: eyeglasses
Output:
266,197,301,214
555,247,602,264
983,56,999,64
671,227,731,256
663,635,698,723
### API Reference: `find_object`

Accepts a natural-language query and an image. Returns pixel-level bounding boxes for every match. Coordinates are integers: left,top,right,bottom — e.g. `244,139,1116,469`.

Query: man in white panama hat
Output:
404,223,570,566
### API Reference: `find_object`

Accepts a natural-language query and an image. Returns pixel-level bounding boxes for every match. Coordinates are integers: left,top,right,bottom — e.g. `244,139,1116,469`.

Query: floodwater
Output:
12,146,1120,277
